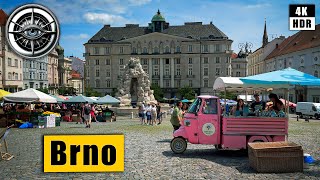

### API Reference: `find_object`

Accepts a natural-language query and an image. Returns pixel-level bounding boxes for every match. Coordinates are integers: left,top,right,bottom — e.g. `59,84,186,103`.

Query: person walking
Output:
170,101,183,132
151,104,157,126
156,102,162,125
138,104,144,125
83,102,91,128
146,103,152,125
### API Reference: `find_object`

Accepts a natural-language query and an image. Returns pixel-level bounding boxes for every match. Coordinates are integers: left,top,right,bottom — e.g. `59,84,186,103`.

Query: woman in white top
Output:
151,104,157,126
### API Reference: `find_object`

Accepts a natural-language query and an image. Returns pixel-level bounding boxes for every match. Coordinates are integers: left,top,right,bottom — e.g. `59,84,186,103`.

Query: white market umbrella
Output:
3,88,57,103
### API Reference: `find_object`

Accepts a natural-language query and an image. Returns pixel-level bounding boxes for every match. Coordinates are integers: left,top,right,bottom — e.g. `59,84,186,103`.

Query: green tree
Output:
151,83,164,101
218,91,237,100
57,86,77,95
37,88,49,94
84,87,102,97
179,86,195,100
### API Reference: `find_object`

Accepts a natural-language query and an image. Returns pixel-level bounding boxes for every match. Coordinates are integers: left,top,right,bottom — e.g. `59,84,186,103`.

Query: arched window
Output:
176,46,181,53
8,72,12,80
143,47,148,54
95,79,100,88
314,70,319,77
165,46,170,53
153,47,159,53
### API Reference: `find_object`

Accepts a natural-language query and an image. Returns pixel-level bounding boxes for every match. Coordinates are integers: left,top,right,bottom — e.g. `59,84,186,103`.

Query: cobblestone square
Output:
0,116,319,180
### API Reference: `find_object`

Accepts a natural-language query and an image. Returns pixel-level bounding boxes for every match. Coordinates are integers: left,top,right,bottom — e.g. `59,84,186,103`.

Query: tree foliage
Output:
37,88,49,94
84,87,102,97
57,86,77,95
151,83,164,101
179,86,195,100
218,91,237,100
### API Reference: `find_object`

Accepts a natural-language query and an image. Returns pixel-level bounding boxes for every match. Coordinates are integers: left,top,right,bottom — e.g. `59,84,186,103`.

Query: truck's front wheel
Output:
171,137,187,154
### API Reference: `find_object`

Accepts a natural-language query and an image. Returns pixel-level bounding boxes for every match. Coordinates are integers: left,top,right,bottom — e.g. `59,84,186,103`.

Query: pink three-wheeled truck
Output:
170,95,288,154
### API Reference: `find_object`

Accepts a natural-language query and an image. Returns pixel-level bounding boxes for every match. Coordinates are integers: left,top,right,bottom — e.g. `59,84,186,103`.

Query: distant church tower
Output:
262,19,268,47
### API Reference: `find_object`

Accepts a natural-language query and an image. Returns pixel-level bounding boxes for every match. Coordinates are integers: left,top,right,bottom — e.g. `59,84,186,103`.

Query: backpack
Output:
84,106,90,115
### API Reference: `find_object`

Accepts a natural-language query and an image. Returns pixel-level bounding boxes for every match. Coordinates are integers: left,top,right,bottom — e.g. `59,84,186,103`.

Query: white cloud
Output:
128,0,151,6
246,3,271,9
84,13,130,25
63,33,90,40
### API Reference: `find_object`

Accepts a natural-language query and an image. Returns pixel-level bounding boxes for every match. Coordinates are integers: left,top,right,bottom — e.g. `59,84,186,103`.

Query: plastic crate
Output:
55,117,61,126
248,141,303,173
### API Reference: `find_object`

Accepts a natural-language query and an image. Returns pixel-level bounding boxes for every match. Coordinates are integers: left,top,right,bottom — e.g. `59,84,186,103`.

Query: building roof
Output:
266,24,320,60
87,22,229,43
69,56,85,62
231,53,238,59
70,70,82,79
0,9,8,26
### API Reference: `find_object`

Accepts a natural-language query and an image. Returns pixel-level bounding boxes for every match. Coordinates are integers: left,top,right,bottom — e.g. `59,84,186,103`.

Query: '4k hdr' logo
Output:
289,4,316,30
43,135,124,172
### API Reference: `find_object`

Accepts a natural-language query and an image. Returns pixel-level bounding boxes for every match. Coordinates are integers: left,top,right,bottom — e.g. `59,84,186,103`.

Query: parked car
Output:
296,102,320,119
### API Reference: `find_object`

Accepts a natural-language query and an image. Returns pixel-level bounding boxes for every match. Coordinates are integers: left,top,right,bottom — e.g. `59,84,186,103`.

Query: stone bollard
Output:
297,116,299,121
305,116,309,122
163,112,166,118
131,112,133,119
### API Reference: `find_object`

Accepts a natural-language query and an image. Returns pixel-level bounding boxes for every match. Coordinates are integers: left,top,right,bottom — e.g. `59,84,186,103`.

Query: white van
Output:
296,102,320,119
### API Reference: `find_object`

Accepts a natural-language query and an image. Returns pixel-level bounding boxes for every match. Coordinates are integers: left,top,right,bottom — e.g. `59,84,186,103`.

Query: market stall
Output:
95,95,119,121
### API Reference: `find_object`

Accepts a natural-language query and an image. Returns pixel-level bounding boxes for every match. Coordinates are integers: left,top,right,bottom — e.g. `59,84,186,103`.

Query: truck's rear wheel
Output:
171,137,187,154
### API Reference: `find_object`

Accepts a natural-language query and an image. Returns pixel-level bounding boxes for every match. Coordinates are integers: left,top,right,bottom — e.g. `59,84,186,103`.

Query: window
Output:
215,44,221,52
189,80,193,87
188,67,193,75
215,57,220,63
165,46,170,53
120,47,124,53
216,68,220,75
86,68,89,77
236,64,240,69
95,79,100,88
175,58,180,64
165,59,170,65
204,68,208,76
95,59,99,65
8,72,12,80
106,59,110,65
226,68,229,75
141,58,148,65
165,66,170,75
204,79,209,87
143,65,148,73
153,67,159,75
8,58,11,66
14,59,18,67
188,98,202,114
203,45,209,52
20,73,22,80
106,80,111,87
106,69,111,77
132,47,137,54
143,47,148,54
202,98,217,114
313,96,320,103
188,45,192,52
105,47,111,54
94,47,100,54
204,57,208,64
153,80,159,86
176,67,181,75
236,72,241,76
189,58,193,64
95,69,100,77
176,46,181,53
152,58,159,65
153,47,159,53
314,70,319,77
119,59,124,65
165,80,170,87
176,80,181,88
86,60,90,66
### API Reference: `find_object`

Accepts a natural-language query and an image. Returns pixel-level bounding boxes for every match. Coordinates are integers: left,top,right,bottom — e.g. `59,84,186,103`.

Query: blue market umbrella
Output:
49,94,65,103
96,95,120,105
181,99,189,103
64,95,95,104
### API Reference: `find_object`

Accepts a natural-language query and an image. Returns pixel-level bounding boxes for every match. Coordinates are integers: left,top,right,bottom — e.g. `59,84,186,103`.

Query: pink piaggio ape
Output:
170,95,288,154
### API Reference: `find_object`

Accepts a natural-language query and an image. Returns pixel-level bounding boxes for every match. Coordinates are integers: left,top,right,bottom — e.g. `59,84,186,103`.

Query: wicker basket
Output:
248,141,303,173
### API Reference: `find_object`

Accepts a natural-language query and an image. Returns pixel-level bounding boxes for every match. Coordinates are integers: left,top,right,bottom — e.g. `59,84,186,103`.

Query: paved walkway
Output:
0,116,319,179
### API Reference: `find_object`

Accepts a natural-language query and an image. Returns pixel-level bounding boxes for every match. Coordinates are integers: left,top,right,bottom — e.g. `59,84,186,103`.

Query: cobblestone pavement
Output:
0,115,319,179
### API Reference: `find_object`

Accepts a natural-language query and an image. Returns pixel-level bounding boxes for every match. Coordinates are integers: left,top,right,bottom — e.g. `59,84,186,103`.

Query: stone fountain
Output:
116,57,157,108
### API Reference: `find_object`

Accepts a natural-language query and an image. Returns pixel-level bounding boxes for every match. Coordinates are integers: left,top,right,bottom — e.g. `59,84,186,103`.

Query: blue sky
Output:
1,0,319,59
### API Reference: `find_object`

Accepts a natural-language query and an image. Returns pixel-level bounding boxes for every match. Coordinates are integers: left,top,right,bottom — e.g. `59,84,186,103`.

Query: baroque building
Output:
23,56,48,89
84,10,233,98
0,9,24,92
48,49,59,94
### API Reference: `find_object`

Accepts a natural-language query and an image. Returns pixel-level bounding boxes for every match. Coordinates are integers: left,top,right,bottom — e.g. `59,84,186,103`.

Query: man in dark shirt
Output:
251,94,266,112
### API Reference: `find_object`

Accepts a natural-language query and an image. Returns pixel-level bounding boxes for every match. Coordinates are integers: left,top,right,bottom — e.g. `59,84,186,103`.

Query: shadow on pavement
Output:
156,139,172,143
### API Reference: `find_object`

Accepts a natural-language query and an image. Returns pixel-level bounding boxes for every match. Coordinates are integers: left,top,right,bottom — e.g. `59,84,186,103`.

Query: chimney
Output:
276,43,278,48
104,24,111,28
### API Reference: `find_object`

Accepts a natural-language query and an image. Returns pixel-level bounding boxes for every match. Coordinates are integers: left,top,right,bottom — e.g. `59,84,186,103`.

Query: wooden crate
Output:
248,141,303,173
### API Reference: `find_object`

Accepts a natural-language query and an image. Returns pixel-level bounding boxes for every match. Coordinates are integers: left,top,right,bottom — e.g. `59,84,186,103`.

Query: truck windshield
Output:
202,98,218,114
188,98,202,114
